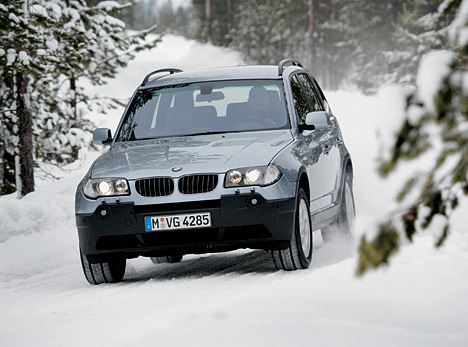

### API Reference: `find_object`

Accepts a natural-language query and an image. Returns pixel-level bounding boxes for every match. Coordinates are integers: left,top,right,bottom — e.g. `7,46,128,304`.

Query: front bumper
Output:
76,192,296,262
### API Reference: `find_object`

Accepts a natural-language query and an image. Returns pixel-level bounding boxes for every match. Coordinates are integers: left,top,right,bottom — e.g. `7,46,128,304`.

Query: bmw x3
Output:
75,59,355,284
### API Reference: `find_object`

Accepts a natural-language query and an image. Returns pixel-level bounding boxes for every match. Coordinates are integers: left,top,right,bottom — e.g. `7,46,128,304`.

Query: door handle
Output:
337,137,343,146
324,144,331,154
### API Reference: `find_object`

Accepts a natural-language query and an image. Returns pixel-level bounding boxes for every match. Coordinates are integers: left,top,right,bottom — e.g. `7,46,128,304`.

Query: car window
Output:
298,74,324,112
290,75,310,124
114,80,289,142
310,77,331,113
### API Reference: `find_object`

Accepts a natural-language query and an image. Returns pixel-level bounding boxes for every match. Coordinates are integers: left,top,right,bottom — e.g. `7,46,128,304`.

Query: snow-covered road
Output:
1,35,468,346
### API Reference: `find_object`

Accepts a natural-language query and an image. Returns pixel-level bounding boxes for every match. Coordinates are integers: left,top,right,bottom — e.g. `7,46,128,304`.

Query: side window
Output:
298,74,324,112
290,75,310,124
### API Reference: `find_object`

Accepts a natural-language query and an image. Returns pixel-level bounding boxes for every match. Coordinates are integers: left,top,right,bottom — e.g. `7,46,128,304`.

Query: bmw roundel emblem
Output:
172,166,182,172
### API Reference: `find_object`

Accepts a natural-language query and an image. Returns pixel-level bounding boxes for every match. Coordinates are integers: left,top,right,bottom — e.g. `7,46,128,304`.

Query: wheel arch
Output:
297,167,310,203
337,154,354,207
343,154,354,187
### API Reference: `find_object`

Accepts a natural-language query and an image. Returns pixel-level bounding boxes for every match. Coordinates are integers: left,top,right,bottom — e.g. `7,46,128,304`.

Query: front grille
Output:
135,177,174,197
178,174,218,194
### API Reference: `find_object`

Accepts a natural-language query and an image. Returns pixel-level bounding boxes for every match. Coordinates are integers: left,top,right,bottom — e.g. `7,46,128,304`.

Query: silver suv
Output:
75,59,355,284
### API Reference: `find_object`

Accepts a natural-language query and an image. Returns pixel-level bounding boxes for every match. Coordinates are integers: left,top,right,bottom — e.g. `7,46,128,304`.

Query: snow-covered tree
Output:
323,0,397,92
0,0,40,197
386,0,448,87
358,0,468,275
230,0,283,64
189,0,233,47
0,0,159,197
231,0,309,66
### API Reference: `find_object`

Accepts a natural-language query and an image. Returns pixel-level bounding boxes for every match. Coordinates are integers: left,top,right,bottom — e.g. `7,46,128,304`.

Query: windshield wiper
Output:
181,131,228,137
129,131,236,141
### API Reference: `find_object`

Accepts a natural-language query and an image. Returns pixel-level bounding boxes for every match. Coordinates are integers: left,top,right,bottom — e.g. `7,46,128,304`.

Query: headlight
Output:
245,168,263,184
225,165,282,187
228,170,242,184
83,178,130,198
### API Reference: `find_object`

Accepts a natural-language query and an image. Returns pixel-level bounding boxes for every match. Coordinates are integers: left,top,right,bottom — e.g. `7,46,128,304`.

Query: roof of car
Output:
140,65,303,90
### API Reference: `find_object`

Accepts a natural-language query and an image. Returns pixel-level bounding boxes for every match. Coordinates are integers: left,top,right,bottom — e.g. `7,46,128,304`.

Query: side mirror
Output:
93,128,112,146
304,111,331,131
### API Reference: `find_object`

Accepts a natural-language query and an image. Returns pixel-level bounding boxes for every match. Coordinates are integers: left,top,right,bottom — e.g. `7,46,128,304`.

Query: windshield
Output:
114,80,289,142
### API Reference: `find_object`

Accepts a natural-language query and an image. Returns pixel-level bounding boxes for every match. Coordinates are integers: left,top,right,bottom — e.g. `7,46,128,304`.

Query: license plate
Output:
145,212,212,231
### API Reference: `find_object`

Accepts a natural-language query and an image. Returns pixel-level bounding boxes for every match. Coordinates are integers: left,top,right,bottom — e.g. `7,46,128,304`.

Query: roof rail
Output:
278,59,303,77
141,68,183,86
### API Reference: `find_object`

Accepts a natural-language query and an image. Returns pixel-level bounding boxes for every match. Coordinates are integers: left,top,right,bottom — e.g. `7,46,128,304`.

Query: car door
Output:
290,74,333,212
308,75,343,204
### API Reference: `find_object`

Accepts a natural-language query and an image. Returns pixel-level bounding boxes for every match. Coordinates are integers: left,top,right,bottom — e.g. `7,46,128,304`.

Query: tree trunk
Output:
206,0,213,44
0,145,3,197
308,0,314,72
226,0,233,46
16,71,34,198
70,76,79,160
279,2,285,57
70,76,77,121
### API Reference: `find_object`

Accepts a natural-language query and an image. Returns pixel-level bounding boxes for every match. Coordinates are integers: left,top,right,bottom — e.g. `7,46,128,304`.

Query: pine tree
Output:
218,1,309,66
0,0,40,197
190,0,232,47
319,0,397,92
0,0,159,197
185,0,448,92
387,0,448,87
358,0,468,275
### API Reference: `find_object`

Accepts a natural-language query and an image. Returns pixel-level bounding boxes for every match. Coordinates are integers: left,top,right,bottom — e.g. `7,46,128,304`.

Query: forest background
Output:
0,0,453,196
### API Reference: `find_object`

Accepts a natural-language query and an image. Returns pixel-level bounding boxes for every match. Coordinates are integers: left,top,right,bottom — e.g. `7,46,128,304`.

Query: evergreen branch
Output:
0,109,16,115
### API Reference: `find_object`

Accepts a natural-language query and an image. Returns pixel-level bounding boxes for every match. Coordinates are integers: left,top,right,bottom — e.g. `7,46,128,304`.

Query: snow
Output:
104,14,125,28
8,12,20,24
415,50,453,115
1,35,468,347
45,39,59,51
427,214,449,243
18,51,29,65
96,1,123,12
450,0,468,46
6,49,16,66
373,85,408,153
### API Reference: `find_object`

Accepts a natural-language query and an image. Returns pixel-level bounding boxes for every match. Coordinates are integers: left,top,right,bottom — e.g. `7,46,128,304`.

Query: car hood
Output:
91,130,293,179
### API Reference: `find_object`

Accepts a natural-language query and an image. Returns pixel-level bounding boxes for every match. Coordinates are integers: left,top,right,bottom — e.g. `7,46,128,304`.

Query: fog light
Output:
97,206,110,220
247,195,261,208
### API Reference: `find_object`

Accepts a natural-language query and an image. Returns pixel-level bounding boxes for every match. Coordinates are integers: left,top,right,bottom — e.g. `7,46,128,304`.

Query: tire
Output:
321,173,355,242
150,255,183,264
272,188,313,270
80,249,126,285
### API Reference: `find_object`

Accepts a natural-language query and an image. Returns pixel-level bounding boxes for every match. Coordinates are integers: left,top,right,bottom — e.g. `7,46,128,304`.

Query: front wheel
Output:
272,189,313,270
80,249,126,285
